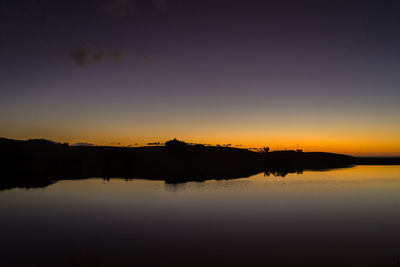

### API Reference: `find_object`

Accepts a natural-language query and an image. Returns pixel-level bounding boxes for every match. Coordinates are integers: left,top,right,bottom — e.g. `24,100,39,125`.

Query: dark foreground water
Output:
1,166,400,267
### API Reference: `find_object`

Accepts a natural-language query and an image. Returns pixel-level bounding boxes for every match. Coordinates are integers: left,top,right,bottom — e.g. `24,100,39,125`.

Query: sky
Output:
1,0,400,156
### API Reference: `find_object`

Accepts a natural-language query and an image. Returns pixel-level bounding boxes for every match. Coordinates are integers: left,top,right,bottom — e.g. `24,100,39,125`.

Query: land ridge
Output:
1,137,399,190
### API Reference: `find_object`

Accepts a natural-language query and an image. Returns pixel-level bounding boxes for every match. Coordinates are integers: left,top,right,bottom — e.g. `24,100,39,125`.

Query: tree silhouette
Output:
165,138,188,149
259,146,270,153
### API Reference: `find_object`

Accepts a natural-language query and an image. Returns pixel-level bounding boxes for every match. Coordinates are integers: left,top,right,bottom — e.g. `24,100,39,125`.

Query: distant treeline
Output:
0,137,398,190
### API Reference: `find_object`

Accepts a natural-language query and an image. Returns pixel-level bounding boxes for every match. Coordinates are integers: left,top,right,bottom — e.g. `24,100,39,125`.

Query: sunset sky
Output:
1,0,400,156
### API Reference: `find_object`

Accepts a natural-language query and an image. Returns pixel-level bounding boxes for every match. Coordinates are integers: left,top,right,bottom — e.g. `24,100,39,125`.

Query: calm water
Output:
1,166,400,267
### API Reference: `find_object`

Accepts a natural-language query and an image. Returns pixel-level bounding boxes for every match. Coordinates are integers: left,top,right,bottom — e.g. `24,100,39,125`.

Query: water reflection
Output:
263,169,302,177
0,166,400,267
0,165,353,191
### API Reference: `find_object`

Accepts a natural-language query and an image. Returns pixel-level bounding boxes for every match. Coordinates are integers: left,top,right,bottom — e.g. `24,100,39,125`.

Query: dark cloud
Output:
112,51,124,60
110,141,125,146
123,143,139,147
147,142,163,145
71,47,90,67
93,50,106,62
143,54,157,63
70,46,125,67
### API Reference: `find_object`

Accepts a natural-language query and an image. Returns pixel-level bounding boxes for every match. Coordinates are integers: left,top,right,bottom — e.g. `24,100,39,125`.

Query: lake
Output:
1,165,400,266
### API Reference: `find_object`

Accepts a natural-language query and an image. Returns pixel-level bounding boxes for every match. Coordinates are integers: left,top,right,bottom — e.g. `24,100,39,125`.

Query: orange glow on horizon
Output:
2,119,399,156
2,133,399,156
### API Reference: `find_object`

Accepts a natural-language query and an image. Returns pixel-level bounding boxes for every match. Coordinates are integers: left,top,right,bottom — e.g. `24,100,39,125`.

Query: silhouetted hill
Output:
0,137,398,190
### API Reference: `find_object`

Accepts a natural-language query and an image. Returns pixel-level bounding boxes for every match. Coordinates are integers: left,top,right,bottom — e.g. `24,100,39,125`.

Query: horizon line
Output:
2,136,400,158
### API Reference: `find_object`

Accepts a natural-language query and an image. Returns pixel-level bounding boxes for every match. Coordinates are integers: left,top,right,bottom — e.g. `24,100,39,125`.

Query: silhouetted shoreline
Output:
1,137,399,191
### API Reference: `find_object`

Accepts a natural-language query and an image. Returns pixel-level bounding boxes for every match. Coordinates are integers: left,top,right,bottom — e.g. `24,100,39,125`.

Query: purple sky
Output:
1,0,400,155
